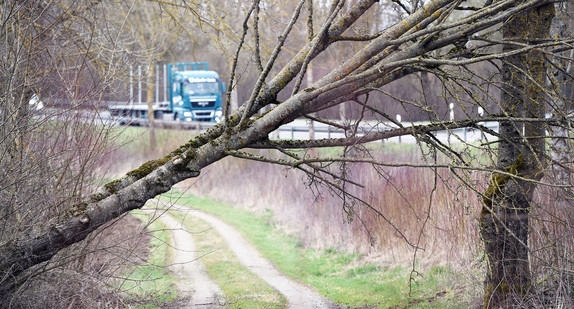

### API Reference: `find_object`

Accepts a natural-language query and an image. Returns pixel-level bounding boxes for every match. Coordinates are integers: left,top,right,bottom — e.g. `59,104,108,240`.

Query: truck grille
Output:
190,100,215,108
193,111,214,118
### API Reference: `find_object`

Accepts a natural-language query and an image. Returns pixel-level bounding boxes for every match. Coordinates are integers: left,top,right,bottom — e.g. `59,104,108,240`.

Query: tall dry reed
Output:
177,145,484,267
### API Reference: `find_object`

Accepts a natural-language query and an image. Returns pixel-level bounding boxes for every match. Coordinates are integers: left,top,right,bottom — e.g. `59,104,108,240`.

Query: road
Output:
145,202,340,309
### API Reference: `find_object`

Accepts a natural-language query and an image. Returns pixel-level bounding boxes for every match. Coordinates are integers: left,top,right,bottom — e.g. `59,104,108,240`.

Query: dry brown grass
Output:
176,146,484,270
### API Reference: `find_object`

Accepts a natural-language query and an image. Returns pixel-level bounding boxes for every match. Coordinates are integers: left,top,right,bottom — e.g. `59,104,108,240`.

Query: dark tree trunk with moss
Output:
480,3,554,308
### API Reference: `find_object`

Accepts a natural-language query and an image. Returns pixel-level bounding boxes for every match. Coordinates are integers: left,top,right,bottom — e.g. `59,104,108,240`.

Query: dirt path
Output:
164,203,339,309
154,212,223,308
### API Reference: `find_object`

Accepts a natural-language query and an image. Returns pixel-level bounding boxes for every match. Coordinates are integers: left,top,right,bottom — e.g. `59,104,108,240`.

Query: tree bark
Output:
480,3,554,308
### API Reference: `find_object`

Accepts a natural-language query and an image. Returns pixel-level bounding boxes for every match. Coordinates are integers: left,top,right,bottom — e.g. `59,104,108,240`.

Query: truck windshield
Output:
183,82,219,95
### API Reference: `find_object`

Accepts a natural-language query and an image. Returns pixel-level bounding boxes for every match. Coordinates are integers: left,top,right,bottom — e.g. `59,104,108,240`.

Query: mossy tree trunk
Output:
480,3,554,308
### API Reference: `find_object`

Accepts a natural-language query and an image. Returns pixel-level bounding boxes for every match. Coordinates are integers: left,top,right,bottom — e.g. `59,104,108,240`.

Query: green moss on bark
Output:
481,154,525,210
126,157,170,179
103,179,123,195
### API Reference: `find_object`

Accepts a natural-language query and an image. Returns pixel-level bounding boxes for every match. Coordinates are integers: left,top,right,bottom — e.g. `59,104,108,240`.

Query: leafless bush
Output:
4,270,123,309
1,215,149,309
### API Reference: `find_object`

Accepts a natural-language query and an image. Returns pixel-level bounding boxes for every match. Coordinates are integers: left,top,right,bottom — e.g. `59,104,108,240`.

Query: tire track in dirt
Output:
164,202,340,309
154,212,224,308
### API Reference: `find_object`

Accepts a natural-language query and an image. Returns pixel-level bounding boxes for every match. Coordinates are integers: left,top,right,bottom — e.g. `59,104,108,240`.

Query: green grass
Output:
117,211,178,308
168,210,286,308
158,192,474,308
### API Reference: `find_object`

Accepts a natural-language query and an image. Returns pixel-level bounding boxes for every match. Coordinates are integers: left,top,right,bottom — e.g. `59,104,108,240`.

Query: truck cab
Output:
169,63,225,122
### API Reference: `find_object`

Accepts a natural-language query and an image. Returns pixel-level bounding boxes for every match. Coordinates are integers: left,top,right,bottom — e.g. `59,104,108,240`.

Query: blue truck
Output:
109,62,225,124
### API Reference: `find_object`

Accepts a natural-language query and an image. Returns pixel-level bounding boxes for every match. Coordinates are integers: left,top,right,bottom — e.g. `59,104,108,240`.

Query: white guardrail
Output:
272,119,499,144
105,111,498,144
42,101,500,144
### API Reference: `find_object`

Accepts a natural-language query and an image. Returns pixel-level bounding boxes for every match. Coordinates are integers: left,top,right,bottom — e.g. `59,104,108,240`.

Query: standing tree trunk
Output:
480,4,554,308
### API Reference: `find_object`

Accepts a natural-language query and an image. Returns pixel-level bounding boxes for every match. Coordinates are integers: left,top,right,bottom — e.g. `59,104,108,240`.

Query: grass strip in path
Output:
168,208,286,309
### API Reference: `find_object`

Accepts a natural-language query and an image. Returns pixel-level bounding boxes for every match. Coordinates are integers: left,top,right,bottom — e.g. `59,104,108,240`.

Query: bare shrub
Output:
1,215,149,309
